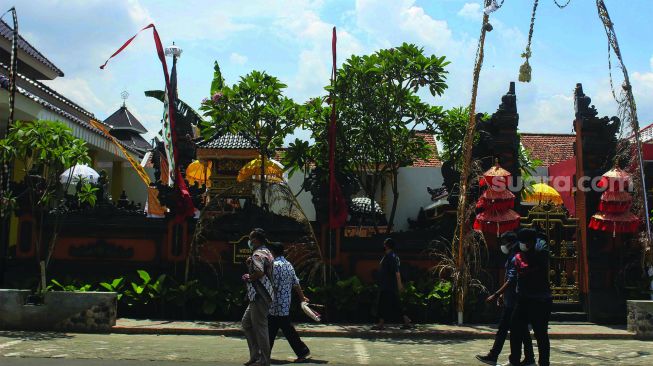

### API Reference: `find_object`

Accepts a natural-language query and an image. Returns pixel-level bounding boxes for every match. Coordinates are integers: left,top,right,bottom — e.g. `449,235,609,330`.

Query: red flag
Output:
328,27,348,229
100,24,195,222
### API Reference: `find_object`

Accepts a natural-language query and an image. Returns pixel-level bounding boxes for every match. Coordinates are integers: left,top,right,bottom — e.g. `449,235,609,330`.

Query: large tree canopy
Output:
200,63,305,208
334,43,449,231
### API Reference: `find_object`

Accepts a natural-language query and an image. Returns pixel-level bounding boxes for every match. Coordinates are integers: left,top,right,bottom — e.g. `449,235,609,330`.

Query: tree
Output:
200,63,304,209
0,120,90,293
334,43,449,231
283,98,359,223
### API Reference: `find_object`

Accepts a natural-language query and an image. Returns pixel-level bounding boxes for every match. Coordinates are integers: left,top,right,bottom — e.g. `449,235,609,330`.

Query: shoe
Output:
243,360,259,366
295,350,311,363
520,359,536,366
371,324,385,330
400,323,413,329
475,354,497,365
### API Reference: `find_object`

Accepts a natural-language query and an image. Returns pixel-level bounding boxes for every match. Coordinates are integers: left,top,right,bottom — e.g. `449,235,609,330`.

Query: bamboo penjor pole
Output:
454,2,492,325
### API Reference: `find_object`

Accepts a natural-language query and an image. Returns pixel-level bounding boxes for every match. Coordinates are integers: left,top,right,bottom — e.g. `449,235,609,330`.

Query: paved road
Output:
0,331,651,365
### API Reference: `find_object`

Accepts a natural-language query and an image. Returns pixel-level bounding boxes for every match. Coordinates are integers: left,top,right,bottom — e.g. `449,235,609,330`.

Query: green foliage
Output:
200,67,303,157
144,90,205,129
47,279,92,292
518,141,543,198
333,43,448,229
437,106,485,170
77,181,99,207
99,277,126,301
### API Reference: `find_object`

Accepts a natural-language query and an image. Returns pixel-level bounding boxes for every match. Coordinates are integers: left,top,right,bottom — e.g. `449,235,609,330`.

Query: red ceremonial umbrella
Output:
589,212,640,237
474,209,521,236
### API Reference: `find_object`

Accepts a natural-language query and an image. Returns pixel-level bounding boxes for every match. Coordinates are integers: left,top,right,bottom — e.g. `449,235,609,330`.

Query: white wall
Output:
383,167,444,232
286,171,316,221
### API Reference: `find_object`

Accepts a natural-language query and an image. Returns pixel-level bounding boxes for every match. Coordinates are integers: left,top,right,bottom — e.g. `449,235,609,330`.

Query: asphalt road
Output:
1,331,652,365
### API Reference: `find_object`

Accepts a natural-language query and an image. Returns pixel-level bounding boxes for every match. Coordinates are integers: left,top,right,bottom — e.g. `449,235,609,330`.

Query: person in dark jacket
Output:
506,228,553,366
476,231,535,366
372,238,411,330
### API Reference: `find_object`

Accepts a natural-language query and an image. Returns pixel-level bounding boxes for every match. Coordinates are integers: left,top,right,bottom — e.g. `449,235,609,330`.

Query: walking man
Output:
476,231,534,366
507,228,553,366
268,242,311,362
241,228,275,366
373,238,411,330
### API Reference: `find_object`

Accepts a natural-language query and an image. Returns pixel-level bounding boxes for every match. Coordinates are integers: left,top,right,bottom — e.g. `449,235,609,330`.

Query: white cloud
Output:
229,52,248,65
43,78,106,114
458,2,483,21
354,0,457,53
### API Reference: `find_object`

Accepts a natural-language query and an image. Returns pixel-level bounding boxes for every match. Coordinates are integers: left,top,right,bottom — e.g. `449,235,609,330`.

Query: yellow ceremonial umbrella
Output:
186,160,212,187
237,157,284,183
523,182,563,205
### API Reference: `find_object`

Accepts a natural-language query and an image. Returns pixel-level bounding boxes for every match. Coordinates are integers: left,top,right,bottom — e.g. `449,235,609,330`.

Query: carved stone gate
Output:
521,204,580,304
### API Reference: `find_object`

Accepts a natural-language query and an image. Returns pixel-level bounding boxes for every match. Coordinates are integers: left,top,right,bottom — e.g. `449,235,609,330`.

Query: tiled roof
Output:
196,133,256,149
104,105,148,134
114,131,152,152
0,61,93,119
411,132,443,167
0,20,64,77
520,133,576,167
0,75,140,156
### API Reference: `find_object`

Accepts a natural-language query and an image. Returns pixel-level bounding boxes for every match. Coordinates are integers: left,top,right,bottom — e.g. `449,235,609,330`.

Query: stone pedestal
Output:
0,289,117,332
627,300,653,338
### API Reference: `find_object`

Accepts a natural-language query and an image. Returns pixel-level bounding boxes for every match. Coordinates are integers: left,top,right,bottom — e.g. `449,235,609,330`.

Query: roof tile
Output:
520,133,575,167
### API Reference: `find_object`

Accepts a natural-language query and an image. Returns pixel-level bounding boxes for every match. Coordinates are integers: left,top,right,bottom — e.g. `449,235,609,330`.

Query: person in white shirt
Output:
268,242,311,362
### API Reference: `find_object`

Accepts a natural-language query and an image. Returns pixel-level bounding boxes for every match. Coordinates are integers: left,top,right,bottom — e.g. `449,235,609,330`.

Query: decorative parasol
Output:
60,164,99,184
523,183,563,205
597,167,631,192
598,191,632,213
589,212,640,237
476,189,515,210
589,168,640,237
186,160,212,187
480,163,511,188
350,197,384,214
474,161,521,236
237,158,284,183
473,209,521,235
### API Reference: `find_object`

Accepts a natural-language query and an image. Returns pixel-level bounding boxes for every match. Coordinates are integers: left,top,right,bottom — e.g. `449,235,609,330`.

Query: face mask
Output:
500,244,510,255
519,243,529,252
247,240,254,250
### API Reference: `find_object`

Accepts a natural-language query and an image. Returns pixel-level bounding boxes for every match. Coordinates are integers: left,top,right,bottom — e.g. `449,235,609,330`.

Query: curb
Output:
110,326,635,340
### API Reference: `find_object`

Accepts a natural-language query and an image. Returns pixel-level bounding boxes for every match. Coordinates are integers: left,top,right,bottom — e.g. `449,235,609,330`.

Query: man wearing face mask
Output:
506,228,552,366
241,228,275,366
476,231,534,366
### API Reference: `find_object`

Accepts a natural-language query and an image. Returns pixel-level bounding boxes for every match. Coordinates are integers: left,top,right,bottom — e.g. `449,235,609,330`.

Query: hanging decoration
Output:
589,168,640,237
518,0,539,83
474,161,521,236
596,0,651,255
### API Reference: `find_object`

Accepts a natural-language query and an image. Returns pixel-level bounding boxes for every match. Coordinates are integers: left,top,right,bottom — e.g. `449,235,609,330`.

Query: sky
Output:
10,0,653,143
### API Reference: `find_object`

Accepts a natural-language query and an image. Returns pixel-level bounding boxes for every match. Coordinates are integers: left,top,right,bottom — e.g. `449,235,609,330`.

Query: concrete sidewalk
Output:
113,319,633,340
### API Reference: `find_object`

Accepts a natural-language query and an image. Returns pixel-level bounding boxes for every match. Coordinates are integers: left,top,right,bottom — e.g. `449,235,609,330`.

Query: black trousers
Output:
268,315,310,358
377,290,404,321
490,306,534,360
509,297,552,366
